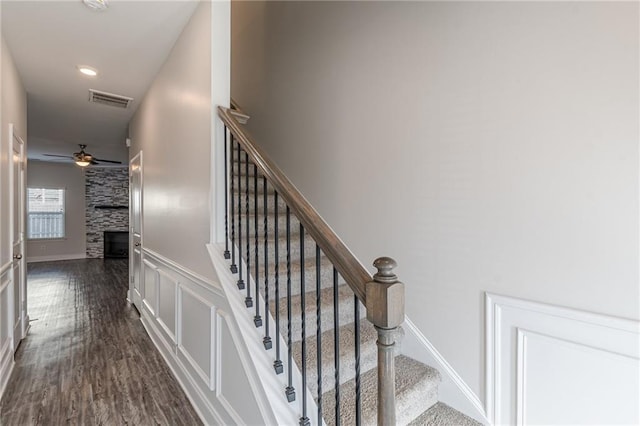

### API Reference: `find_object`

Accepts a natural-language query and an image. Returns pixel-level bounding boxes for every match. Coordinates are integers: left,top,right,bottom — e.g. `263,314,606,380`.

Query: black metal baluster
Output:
229,135,237,273
254,164,262,327
236,144,243,284
300,224,310,426
223,127,230,259
285,206,295,402
333,267,341,426
244,151,252,307
263,176,271,347
273,191,283,374
354,295,361,426
316,244,322,424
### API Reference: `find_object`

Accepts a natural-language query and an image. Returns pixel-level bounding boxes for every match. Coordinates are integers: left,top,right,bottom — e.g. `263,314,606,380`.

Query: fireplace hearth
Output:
104,231,129,259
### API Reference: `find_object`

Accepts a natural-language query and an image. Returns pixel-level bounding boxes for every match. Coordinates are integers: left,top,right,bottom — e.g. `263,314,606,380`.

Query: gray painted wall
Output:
232,1,639,403
26,161,86,261
129,1,215,279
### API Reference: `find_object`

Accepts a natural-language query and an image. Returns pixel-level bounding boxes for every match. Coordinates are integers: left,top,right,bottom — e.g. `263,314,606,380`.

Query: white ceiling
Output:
2,0,199,165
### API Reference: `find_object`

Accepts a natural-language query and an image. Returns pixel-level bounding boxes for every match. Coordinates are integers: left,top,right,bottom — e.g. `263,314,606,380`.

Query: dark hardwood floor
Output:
0,259,202,426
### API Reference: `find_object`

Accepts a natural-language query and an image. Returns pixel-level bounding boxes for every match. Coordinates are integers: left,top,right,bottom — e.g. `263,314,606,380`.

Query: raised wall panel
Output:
138,247,275,425
0,268,11,347
0,268,14,397
143,259,158,316
486,293,640,425
518,329,639,425
217,311,263,425
157,269,178,341
178,285,215,390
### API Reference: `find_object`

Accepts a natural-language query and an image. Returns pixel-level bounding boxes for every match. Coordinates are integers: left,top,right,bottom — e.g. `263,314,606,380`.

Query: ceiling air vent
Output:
88,89,133,109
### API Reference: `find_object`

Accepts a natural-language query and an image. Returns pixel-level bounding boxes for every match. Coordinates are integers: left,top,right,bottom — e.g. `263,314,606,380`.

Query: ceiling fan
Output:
43,144,122,167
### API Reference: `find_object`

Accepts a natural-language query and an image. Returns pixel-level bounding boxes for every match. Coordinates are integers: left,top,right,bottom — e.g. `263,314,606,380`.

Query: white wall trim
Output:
177,283,216,391
0,261,11,276
486,292,640,425
142,258,159,317
143,247,223,297
0,335,15,399
210,0,231,246
26,253,86,263
215,309,248,425
156,268,178,344
402,317,489,424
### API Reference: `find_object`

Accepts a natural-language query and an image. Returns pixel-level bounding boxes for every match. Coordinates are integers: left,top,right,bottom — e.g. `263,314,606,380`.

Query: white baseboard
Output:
27,253,86,263
402,318,490,425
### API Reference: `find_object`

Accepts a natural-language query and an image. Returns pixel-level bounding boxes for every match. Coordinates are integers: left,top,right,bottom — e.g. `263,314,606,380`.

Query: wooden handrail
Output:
218,106,371,303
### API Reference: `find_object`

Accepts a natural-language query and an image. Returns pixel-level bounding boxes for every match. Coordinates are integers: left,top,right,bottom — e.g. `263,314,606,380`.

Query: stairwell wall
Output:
232,0,639,416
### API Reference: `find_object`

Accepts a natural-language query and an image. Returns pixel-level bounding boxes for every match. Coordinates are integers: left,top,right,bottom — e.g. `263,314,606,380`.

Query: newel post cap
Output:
366,257,405,329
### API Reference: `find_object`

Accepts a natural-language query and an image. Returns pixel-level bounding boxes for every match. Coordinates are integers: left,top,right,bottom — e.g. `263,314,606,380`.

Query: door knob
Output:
134,242,141,247
13,254,22,260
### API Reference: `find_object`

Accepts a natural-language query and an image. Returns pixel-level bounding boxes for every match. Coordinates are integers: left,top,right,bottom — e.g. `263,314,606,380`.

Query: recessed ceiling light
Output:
78,66,98,77
83,0,108,11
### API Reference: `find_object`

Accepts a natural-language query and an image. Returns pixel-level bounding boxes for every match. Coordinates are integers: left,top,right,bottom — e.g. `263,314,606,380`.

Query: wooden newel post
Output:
366,257,405,426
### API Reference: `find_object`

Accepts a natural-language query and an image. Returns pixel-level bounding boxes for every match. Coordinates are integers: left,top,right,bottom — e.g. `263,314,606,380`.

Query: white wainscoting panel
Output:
0,266,15,398
157,269,178,342
217,310,264,425
178,284,215,391
142,259,158,317
139,248,267,425
486,293,640,425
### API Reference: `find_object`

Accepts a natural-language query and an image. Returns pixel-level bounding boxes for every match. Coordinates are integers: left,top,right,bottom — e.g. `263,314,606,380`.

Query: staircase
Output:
219,105,481,426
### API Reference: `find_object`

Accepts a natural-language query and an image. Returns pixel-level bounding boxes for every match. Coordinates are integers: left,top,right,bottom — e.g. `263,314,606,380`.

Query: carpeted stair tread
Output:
235,212,301,239
275,284,365,342
292,320,404,397
245,232,323,271
408,402,482,426
321,355,440,426
232,190,287,214
253,254,335,298
234,164,260,177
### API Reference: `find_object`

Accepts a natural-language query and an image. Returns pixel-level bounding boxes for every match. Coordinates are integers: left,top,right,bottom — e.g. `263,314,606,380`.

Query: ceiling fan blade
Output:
91,160,99,165
93,158,123,164
43,154,74,159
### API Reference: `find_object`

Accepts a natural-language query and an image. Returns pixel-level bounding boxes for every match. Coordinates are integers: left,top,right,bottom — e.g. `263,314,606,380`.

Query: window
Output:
27,188,65,239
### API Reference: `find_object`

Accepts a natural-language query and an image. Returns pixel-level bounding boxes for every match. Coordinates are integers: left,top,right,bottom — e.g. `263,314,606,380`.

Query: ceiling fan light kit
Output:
42,144,122,167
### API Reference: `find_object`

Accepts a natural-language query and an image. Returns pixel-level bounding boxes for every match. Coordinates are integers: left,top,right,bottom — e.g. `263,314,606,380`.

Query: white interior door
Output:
10,124,27,350
129,152,143,310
